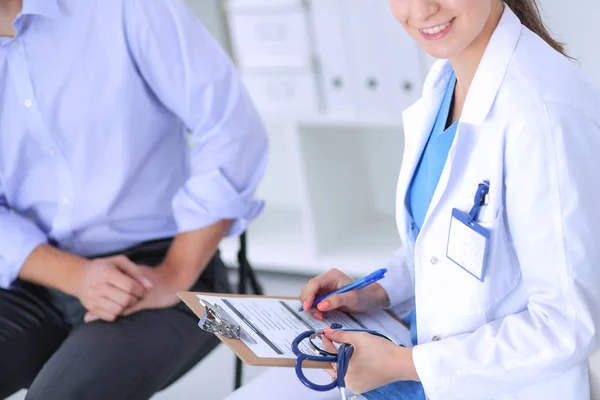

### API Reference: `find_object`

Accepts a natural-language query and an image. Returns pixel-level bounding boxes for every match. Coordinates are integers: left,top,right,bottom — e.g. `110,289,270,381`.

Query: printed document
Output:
197,294,411,359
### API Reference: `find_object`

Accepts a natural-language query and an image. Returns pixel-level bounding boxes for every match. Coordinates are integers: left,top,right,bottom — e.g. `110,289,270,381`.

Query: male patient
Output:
0,0,267,398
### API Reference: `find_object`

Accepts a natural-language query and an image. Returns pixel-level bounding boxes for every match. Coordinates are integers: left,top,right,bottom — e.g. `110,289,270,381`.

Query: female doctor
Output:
226,0,600,399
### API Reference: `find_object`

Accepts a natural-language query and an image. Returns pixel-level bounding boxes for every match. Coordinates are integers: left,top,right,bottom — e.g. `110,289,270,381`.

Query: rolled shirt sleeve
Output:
124,0,268,236
0,188,47,288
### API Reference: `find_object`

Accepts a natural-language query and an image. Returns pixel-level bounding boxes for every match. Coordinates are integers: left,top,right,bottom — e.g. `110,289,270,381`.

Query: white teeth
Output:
421,21,450,35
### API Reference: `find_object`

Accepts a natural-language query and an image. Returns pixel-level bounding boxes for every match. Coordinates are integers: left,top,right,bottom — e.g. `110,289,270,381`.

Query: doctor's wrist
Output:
392,346,420,382
368,283,391,310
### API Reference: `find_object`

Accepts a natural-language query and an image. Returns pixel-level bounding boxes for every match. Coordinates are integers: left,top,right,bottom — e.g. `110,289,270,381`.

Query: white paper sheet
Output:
197,295,411,359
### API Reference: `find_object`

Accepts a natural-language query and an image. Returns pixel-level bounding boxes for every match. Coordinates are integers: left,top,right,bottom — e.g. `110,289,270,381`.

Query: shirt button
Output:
48,148,56,155
432,335,441,342
24,98,33,108
431,256,438,265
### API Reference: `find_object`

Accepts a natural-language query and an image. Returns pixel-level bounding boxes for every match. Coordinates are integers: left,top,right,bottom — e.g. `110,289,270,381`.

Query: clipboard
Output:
178,291,408,369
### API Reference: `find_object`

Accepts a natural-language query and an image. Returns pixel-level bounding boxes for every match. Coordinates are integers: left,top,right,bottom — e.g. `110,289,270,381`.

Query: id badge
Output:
446,208,490,282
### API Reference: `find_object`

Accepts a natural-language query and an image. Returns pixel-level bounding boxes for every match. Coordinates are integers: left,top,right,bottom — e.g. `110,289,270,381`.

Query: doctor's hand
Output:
77,256,152,323
321,329,419,395
299,268,389,320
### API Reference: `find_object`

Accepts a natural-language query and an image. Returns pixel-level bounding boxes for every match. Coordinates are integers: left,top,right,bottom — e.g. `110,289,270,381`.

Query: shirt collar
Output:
19,0,61,19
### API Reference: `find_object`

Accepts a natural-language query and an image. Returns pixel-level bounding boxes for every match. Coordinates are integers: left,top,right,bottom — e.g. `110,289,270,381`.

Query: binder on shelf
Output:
309,0,357,115
379,5,425,114
344,0,393,118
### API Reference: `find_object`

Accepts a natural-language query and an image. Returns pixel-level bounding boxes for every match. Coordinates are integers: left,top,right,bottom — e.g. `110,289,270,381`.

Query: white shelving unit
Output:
191,0,431,277
219,117,405,277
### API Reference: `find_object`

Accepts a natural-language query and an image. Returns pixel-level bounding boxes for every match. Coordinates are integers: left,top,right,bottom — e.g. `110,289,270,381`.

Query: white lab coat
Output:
379,5,600,400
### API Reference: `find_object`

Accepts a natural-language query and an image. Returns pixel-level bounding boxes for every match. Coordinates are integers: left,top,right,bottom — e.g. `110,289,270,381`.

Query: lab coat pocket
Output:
437,207,521,315
476,203,500,224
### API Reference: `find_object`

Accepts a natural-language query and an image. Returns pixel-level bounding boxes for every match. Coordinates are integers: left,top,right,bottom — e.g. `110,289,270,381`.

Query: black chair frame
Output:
233,232,263,390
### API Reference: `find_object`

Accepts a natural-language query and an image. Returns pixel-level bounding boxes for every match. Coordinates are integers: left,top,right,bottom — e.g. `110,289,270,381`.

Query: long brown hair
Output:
504,0,569,58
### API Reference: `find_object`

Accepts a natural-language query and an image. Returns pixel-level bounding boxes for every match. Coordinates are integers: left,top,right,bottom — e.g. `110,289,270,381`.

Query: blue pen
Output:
297,268,388,312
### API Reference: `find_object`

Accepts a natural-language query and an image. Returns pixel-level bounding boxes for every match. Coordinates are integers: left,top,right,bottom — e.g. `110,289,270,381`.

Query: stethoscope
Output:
291,323,399,399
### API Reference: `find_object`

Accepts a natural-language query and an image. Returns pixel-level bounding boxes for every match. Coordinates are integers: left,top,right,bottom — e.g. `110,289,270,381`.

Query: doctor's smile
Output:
418,18,455,40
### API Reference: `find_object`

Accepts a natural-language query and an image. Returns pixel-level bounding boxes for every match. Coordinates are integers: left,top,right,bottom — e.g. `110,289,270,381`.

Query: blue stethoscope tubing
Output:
292,327,398,392
292,329,353,391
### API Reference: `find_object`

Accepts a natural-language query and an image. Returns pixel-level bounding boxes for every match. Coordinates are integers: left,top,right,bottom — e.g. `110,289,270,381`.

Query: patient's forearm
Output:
160,219,233,286
19,244,88,296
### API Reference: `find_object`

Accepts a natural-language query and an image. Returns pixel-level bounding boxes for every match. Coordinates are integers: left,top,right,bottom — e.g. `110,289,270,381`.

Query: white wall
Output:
539,0,600,88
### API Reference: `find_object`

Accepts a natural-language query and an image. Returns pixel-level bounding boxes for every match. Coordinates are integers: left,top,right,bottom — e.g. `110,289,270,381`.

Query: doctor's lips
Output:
419,17,455,40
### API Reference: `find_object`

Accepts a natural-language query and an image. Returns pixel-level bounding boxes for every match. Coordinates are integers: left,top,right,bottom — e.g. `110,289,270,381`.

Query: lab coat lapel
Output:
419,5,522,228
460,5,522,125
398,97,441,210
397,63,452,233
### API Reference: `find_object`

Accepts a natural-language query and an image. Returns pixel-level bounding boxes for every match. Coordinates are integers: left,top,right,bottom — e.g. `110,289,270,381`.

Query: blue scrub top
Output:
407,71,458,345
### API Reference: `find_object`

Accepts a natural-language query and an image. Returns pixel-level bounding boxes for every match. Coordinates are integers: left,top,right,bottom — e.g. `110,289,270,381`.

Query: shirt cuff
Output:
0,212,48,288
172,169,265,236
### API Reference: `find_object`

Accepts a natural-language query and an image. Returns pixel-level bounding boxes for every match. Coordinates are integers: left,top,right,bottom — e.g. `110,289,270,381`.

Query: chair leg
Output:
237,233,264,296
237,232,249,295
234,234,247,390
235,356,244,390
233,232,263,390
245,260,264,296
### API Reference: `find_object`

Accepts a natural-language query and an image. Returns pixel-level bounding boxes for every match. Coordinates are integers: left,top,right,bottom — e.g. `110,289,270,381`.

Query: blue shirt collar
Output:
20,0,61,19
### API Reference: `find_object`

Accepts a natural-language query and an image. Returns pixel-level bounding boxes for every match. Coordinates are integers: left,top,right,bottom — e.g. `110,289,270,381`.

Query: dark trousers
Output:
0,239,231,400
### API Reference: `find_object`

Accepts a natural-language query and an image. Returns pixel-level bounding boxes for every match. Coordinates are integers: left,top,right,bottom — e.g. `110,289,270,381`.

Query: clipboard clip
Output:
198,300,242,340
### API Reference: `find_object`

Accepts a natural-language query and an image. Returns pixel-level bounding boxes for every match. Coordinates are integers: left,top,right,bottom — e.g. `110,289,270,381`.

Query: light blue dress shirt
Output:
0,0,268,288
